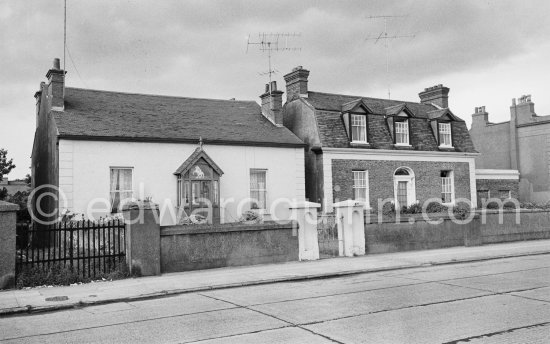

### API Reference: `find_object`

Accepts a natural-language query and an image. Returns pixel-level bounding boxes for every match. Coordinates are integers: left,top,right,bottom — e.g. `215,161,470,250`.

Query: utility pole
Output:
366,15,415,99
246,33,301,93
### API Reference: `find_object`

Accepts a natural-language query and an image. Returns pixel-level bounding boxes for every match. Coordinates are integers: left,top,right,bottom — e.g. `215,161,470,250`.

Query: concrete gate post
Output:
0,201,19,289
333,200,366,257
289,201,321,261
122,201,161,276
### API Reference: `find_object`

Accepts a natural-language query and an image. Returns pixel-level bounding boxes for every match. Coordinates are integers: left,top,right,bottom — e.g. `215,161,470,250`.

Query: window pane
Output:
352,171,367,202
250,170,267,209
395,121,409,144
397,181,408,207
110,168,133,213
351,115,366,142
439,123,452,146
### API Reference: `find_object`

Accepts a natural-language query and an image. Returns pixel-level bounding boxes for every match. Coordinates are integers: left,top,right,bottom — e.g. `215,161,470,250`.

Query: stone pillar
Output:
333,200,366,257
0,201,19,289
122,202,161,276
289,201,321,261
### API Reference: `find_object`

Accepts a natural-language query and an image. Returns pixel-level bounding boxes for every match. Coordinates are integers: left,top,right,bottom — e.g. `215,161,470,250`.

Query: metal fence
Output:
16,220,126,280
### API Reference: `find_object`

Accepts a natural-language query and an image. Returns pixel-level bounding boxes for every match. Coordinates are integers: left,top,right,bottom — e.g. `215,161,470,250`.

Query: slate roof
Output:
53,88,304,147
303,91,476,153
306,91,437,117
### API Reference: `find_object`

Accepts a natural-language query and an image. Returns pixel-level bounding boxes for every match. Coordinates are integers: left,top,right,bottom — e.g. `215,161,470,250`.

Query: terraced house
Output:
282,66,479,212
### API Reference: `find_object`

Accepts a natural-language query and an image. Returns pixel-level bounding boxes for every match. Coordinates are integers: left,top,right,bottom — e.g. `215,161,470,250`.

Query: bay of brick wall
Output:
332,159,471,208
476,179,519,201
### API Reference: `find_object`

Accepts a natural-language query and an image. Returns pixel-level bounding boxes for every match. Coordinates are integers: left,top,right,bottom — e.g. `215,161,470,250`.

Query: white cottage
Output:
32,59,305,225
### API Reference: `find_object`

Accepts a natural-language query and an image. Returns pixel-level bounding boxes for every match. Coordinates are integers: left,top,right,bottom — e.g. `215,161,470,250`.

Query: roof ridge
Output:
308,90,428,107
65,87,257,104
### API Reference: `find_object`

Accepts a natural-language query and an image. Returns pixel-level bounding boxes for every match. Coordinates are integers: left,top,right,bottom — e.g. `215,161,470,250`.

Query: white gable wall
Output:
58,140,305,225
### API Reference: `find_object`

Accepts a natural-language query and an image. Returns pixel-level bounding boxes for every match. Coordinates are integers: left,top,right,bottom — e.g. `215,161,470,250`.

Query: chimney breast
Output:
260,81,284,126
418,84,450,108
283,66,310,101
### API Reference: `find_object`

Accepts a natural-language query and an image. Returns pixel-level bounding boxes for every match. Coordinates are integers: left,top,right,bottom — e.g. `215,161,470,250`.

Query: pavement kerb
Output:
1,248,549,317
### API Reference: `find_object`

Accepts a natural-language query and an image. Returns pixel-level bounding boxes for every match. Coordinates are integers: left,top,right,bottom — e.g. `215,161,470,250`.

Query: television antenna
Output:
246,33,301,93
365,15,415,99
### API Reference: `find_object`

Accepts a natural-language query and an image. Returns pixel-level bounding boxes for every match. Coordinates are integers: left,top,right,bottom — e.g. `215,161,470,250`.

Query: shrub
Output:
239,210,261,223
381,202,395,216
425,201,448,213
16,261,133,288
402,202,422,214
452,202,471,220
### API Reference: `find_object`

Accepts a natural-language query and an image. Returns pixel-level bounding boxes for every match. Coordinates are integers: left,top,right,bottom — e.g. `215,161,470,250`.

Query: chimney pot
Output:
270,81,277,91
53,58,60,70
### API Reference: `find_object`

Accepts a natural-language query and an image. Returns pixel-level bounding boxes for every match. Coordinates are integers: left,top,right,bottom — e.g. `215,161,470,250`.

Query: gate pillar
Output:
0,201,18,289
334,200,366,257
289,201,321,261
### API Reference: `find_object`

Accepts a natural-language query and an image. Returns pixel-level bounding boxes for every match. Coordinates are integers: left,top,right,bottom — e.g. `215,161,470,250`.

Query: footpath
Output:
1,239,549,316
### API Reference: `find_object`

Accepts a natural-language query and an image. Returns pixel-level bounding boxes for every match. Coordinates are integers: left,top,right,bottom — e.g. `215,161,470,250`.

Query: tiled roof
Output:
303,91,476,153
53,88,304,147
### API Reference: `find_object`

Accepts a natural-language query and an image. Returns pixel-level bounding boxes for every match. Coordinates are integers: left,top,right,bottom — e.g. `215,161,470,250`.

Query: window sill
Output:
438,145,454,149
350,142,371,148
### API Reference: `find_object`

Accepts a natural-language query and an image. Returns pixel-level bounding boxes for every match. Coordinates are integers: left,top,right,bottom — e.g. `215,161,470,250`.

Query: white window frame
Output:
352,170,370,207
109,167,133,213
438,122,453,148
395,120,410,146
351,114,368,143
441,170,455,205
249,169,268,211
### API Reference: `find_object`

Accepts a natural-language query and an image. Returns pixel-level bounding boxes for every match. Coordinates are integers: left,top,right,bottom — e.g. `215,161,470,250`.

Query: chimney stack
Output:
471,106,489,128
419,84,449,109
260,80,284,126
511,94,536,125
46,58,66,110
283,66,310,101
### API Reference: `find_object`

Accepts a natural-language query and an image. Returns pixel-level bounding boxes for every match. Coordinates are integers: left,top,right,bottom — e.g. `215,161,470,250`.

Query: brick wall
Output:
332,159,472,208
476,179,519,202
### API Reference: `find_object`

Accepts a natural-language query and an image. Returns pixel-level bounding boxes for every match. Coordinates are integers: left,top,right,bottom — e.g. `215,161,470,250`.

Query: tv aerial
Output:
246,32,301,93
365,15,415,99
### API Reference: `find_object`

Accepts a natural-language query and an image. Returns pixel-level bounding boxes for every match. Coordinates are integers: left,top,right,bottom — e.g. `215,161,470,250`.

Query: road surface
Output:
1,254,549,343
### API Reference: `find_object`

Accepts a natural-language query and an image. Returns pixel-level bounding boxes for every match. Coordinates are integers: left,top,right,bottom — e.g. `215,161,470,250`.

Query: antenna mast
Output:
366,15,415,99
63,0,67,97
246,33,301,93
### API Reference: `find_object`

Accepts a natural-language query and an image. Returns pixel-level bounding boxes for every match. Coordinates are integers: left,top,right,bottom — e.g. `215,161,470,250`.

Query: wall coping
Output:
475,169,520,180
475,208,550,214
365,213,480,224
0,201,19,212
160,221,296,236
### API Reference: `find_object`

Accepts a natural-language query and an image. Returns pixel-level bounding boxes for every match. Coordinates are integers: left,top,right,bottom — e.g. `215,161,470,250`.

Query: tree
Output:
0,148,15,182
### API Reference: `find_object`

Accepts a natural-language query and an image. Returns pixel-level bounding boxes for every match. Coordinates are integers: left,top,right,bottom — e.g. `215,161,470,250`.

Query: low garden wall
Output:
479,209,550,244
160,221,298,273
364,214,480,254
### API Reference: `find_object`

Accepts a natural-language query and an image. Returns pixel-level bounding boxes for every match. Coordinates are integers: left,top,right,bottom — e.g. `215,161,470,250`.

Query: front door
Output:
397,181,408,208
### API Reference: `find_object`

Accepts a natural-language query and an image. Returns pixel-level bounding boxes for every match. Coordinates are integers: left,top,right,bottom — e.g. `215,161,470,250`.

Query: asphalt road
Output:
1,254,549,343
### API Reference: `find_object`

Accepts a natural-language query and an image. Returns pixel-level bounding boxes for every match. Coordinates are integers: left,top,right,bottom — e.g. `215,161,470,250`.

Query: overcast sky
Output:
1,0,550,179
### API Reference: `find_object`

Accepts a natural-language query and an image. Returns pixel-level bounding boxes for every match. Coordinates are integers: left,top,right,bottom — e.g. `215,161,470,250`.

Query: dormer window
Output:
351,114,367,143
438,122,452,147
394,119,410,145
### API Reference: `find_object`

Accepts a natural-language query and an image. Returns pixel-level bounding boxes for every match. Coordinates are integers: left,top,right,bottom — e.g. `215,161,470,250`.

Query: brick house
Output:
282,66,478,212
31,59,306,225
470,96,550,203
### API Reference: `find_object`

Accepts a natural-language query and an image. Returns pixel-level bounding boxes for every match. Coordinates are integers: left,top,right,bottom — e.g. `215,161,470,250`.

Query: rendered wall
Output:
480,209,550,243
160,222,298,272
364,215,479,254
517,123,550,202
469,121,511,169
58,140,305,225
